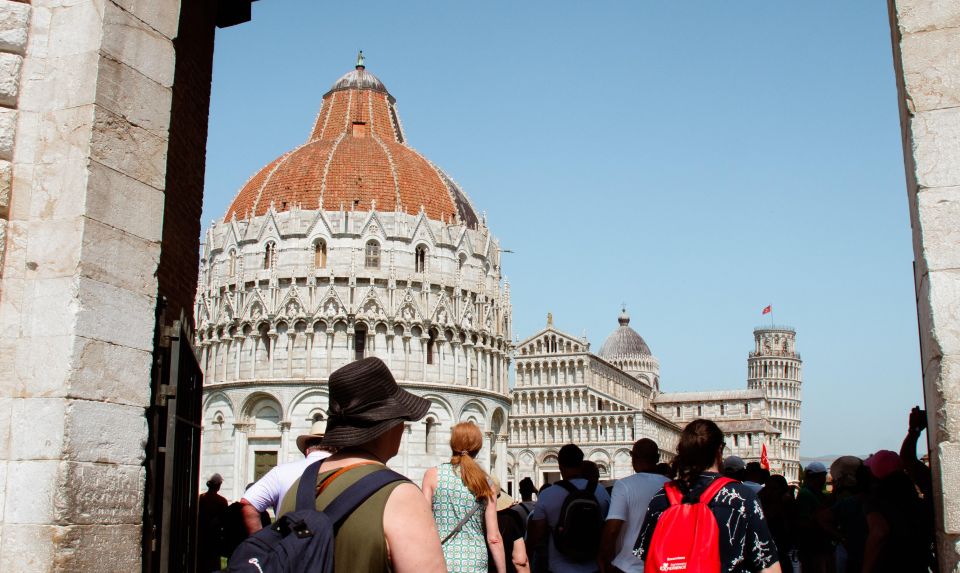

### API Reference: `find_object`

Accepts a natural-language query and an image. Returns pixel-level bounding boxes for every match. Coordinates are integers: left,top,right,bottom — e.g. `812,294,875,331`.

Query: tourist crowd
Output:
197,358,937,573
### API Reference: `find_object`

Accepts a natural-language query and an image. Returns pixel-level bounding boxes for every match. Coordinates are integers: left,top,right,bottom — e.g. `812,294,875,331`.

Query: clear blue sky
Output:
203,1,922,458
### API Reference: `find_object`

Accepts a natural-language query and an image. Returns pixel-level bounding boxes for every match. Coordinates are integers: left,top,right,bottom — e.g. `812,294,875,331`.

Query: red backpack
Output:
643,477,735,573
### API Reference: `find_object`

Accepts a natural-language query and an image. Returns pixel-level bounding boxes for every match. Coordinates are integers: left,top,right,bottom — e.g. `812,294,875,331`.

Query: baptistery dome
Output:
225,63,478,228
598,309,659,390
197,59,511,500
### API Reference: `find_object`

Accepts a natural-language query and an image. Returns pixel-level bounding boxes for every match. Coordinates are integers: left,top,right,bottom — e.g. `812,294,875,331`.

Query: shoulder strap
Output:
699,477,736,504
295,459,326,511
554,480,579,495
441,497,486,545
320,468,408,530
664,481,683,506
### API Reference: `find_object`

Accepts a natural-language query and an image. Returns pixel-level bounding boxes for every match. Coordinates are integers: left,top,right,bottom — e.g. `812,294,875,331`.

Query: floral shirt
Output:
633,473,779,572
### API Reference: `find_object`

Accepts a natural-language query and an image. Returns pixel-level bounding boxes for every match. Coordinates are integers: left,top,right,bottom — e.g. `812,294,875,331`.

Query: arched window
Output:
427,329,437,365
314,240,327,269
228,250,237,276
415,245,428,273
457,253,466,271
733,434,739,447
354,325,367,360
263,242,275,270
425,416,437,453
365,240,380,269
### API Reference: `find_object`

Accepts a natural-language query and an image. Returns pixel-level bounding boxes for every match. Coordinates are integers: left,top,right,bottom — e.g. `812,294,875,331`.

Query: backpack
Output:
552,478,603,562
226,460,405,573
643,477,735,573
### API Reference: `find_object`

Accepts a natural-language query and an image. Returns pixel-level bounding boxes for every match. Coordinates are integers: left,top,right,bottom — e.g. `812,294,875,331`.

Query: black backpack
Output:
226,460,405,573
552,479,603,562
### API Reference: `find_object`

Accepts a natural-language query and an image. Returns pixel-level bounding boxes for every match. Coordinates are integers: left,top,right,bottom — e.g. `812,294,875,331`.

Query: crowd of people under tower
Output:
197,357,937,573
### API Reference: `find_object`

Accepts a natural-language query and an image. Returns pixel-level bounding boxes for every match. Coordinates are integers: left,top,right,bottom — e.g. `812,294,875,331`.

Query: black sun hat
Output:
321,357,430,448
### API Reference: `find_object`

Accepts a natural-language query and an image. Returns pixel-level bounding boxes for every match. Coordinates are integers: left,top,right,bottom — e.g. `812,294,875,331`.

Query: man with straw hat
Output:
239,415,334,534
277,356,446,572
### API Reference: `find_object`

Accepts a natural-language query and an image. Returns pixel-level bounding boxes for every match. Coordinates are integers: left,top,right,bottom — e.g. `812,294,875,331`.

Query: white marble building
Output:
196,62,512,500
509,314,802,487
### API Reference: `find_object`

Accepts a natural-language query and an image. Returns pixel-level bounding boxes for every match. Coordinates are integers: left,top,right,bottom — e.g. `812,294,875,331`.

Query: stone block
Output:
0,524,55,571
0,397,11,460
0,217,5,273
86,159,165,242
111,0,181,40
11,334,73,398
63,400,146,465
101,1,175,88
22,276,81,339
23,216,83,280
74,275,156,352
895,0,960,34
3,459,59,524
58,461,144,525
79,217,160,297
48,1,105,58
25,159,87,222
0,1,30,55
916,186,960,272
0,52,21,108
912,107,960,189
9,398,66,461
901,28,960,113
95,52,173,137
68,336,152,407
941,441,960,534
926,269,960,362
55,524,142,571
90,106,168,191
18,51,99,113
0,106,15,161
38,105,95,168
0,159,10,217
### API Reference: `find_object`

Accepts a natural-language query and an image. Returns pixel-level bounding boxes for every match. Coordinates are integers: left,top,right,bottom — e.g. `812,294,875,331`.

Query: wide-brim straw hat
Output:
321,357,430,448
296,419,328,454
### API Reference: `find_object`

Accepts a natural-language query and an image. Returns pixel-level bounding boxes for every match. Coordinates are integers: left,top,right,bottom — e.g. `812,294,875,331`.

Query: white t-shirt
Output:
529,478,611,573
605,472,669,573
242,450,332,513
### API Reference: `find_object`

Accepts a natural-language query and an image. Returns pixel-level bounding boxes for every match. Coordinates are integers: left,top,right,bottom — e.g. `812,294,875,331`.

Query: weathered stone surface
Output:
47,1,104,59
895,0,960,35
67,336,152,407
96,53,173,137
10,335,73,398
912,107,960,190
58,461,144,525
915,186,960,272
79,217,160,297
0,107,15,161
86,159,165,242
9,398,64,461
3,459,59,523
0,397,11,460
111,0,181,40
0,1,30,55
0,523,142,572
101,1,175,88
0,217,6,273
926,270,960,362
23,217,83,280
18,51,99,113
90,106,168,190
0,52,21,108
73,276,156,352
0,461,7,523
941,441,960,533
38,105,94,167
0,524,55,571
0,159,10,217
64,400,146,465
901,28,960,113
21,276,80,339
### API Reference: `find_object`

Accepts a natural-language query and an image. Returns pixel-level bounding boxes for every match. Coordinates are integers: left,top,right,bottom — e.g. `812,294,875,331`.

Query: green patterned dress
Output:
432,463,488,573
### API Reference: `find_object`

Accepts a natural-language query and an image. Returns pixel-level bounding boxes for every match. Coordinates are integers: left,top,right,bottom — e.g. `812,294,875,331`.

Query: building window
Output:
427,329,437,365
365,240,380,268
354,326,367,360
720,404,725,415
748,434,753,446
228,250,237,276
676,406,681,418
415,245,428,272
744,402,750,414
263,242,275,270
314,240,327,269
734,434,739,447
425,416,436,453
697,405,702,417
458,253,466,271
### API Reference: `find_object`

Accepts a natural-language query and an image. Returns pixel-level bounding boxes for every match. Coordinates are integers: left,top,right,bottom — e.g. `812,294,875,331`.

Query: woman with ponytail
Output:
422,421,506,573
633,419,783,573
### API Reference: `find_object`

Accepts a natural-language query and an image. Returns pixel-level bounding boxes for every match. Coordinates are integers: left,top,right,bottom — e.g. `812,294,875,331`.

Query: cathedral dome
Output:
224,62,479,228
598,308,653,359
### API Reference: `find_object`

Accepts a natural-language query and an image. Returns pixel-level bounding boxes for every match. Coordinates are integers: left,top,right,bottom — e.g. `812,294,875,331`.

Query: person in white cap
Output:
239,419,334,533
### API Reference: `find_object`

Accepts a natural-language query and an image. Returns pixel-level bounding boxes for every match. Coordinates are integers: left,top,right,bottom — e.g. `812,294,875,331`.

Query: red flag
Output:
760,444,770,470
762,305,772,315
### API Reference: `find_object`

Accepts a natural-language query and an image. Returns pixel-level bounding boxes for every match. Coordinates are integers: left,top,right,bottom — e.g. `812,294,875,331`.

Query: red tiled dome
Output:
224,65,479,227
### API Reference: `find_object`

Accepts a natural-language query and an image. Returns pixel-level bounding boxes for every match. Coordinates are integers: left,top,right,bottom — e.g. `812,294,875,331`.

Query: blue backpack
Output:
226,460,406,573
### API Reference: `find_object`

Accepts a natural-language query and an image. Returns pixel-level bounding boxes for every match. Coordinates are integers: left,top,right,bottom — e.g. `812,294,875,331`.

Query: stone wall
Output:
0,1,183,570
888,0,960,568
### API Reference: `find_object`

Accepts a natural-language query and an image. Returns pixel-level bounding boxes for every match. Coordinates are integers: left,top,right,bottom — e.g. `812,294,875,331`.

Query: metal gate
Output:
144,306,204,573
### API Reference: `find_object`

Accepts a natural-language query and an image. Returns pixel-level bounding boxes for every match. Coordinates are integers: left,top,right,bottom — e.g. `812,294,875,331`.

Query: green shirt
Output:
278,463,407,573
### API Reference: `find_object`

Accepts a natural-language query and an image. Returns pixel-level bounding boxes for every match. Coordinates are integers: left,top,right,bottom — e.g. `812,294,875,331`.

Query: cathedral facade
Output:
196,61,512,500
507,314,803,488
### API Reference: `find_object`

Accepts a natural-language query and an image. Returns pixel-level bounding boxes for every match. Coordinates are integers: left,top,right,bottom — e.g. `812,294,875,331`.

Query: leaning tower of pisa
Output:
747,326,802,482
